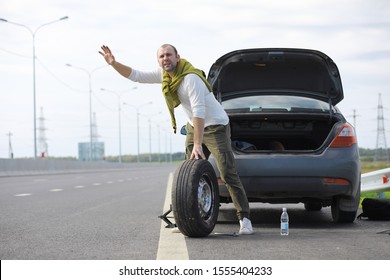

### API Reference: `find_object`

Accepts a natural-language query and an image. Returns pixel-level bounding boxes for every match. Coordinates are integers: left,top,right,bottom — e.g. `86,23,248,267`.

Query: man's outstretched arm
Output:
190,117,206,160
99,45,132,78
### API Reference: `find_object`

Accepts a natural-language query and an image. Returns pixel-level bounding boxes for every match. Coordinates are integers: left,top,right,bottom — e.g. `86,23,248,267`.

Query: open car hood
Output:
207,48,343,105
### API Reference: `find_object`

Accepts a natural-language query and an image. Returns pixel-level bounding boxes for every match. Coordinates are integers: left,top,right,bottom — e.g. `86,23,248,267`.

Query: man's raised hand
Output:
99,45,115,65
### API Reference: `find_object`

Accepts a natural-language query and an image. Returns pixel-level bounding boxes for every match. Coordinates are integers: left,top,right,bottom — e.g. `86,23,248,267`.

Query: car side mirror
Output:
180,125,187,135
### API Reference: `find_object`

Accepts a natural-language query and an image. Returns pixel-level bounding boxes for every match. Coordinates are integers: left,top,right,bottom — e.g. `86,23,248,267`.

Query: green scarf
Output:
162,58,212,133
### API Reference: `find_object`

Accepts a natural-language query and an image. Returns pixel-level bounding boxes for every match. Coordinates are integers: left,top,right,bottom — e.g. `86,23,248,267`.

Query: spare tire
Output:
172,159,219,237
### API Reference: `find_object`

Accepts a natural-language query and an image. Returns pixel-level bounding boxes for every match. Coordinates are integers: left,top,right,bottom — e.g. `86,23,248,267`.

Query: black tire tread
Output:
172,159,219,237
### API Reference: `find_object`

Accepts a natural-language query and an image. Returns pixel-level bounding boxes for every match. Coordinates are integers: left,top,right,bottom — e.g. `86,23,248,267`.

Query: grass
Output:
361,161,390,174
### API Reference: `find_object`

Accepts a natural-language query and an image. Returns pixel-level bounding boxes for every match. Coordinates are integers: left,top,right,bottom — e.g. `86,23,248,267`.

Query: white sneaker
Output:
239,218,253,235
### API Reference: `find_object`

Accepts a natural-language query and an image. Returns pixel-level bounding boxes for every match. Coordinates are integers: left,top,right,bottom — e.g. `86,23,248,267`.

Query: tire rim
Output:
198,175,213,220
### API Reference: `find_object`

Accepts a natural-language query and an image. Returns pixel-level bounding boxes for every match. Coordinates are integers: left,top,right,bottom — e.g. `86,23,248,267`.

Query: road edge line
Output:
156,172,189,260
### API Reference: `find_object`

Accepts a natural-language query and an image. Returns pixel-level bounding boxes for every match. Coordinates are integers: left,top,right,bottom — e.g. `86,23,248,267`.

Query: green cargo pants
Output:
185,122,250,220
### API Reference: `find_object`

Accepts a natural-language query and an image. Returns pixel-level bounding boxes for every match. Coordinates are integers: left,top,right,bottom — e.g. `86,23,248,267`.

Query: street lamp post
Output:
162,121,173,163
156,124,161,163
100,87,137,163
146,112,162,162
1,16,69,159
66,64,106,161
123,102,152,163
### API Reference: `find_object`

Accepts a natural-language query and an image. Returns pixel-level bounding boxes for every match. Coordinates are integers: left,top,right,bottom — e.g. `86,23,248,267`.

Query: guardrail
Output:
361,167,390,194
0,158,138,177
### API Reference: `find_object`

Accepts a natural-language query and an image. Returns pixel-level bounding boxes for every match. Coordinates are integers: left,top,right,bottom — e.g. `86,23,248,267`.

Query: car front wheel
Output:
171,159,219,237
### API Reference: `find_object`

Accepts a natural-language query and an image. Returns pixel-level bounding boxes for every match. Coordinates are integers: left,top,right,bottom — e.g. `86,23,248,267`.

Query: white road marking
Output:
92,183,101,186
14,193,32,197
107,181,114,184
74,185,85,189
156,172,189,260
49,189,63,192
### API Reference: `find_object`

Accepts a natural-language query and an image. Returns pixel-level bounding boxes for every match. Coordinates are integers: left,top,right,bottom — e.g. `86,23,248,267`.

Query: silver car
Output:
207,48,361,223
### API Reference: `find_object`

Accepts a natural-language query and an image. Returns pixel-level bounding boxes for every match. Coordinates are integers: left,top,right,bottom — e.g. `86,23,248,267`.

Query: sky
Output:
1,0,390,159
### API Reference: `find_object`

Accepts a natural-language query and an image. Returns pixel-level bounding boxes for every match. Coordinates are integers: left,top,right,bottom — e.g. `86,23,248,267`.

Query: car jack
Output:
158,204,177,228
213,232,239,237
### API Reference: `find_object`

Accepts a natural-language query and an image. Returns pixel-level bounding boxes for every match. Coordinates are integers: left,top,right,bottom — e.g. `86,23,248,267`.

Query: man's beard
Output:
164,61,177,72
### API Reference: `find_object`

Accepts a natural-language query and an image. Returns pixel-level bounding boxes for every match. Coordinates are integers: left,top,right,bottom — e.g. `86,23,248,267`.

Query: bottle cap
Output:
283,207,287,211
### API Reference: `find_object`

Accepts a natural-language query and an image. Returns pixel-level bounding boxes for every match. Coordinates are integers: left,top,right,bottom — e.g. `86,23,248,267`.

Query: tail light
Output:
329,123,357,147
322,178,350,185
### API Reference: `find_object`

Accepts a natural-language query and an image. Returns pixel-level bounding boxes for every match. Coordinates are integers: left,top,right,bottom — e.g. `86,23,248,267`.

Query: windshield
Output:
222,95,331,113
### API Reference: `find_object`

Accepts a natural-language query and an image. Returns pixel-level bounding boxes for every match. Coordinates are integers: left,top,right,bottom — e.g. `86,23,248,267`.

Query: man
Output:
99,44,253,235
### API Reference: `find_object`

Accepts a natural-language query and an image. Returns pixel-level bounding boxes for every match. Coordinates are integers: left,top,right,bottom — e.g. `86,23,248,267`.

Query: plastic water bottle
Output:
280,208,289,235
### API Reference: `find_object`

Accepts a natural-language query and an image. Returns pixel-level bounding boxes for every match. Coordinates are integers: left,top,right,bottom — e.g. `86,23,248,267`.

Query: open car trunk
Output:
229,113,345,152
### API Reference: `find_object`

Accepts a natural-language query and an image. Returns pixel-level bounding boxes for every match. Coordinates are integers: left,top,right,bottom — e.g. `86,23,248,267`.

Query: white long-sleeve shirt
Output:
128,68,229,127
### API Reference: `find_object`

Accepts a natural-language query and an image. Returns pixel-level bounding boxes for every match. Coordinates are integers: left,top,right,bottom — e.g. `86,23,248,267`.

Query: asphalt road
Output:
1,164,389,260
0,164,175,259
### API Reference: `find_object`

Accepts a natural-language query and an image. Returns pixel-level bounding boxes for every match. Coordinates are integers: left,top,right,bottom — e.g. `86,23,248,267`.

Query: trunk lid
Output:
207,48,343,105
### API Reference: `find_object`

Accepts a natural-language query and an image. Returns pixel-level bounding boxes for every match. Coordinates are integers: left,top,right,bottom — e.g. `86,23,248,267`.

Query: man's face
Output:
157,46,180,73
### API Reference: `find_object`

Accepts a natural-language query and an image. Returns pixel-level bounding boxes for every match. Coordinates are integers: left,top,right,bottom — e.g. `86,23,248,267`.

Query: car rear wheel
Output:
331,186,360,223
171,159,219,237
331,201,357,223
